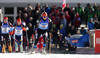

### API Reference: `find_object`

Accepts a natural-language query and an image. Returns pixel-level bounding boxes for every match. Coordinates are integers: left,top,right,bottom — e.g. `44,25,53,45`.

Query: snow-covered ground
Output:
0,53,100,58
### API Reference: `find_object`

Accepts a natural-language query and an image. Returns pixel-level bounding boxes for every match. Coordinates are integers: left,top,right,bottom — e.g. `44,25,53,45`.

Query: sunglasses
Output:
4,20,8,21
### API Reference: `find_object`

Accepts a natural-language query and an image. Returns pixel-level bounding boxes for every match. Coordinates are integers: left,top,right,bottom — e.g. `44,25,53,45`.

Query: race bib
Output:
2,27,9,33
39,24,48,29
42,25,47,28
15,29,22,35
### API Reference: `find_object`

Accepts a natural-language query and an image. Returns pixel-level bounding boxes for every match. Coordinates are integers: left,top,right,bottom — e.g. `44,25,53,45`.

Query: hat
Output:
17,18,21,23
90,18,93,20
4,17,8,20
42,12,47,17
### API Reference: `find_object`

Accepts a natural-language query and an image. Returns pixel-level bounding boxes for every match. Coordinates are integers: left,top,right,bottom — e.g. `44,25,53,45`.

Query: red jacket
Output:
65,15,71,24
74,16,81,27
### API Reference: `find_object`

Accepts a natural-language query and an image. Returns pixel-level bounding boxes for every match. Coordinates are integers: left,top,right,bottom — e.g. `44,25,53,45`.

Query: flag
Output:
62,0,66,9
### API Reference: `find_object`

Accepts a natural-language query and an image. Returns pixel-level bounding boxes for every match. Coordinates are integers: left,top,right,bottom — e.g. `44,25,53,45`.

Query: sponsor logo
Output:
71,40,78,43
96,38,100,44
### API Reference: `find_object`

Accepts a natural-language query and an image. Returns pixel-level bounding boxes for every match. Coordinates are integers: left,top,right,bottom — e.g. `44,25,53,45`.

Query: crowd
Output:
0,3,100,53
17,3,100,36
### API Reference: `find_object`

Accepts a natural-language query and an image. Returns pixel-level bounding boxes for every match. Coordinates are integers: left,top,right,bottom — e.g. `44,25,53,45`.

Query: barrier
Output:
70,29,100,53
89,30,95,48
70,34,89,47
95,30,100,53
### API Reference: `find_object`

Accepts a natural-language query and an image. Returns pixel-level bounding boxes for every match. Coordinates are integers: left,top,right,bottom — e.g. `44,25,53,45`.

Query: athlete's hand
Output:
9,32,13,35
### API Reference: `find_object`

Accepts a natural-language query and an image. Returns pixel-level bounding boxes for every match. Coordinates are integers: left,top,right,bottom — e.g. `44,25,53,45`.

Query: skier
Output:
13,18,26,53
33,12,53,54
34,29,44,53
1,17,13,53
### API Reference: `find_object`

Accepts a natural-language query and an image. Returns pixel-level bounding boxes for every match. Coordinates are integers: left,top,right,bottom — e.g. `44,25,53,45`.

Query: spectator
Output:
45,4,51,15
27,4,32,12
35,3,40,11
88,18,94,30
93,3,97,14
65,33,71,48
84,3,93,26
52,24,58,44
88,8,93,22
23,7,28,14
60,13,67,29
26,17,34,27
64,4,71,15
66,33,71,41
60,24,66,38
70,25,77,35
76,30,81,35
74,13,81,29
55,15,61,29
97,6,100,21
75,3,83,17
70,7,75,24
23,13,29,22
75,3,83,21
28,11,32,17
93,13,98,21
94,18,100,29
16,12,22,20
37,7,42,14
31,6,35,16
84,3,93,16
52,16,57,26
66,23,72,36
80,27,87,35
94,21,100,29
65,11,71,24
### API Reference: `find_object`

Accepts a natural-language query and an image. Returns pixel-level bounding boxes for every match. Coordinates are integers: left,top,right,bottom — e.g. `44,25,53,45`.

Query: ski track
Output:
0,53,100,58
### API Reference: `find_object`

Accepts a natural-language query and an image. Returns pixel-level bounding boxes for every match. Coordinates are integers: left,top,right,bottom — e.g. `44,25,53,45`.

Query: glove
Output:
22,22,26,26
22,27,26,31
9,32,13,35
26,27,29,31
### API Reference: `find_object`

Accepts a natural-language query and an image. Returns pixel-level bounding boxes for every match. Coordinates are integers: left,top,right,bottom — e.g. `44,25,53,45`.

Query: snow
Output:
0,53,100,58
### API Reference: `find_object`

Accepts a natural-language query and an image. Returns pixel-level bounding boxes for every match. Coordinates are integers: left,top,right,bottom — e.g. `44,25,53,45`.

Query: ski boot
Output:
42,47,46,54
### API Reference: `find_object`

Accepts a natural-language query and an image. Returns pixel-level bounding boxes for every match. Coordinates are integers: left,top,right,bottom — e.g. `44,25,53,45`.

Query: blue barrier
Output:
70,34,89,47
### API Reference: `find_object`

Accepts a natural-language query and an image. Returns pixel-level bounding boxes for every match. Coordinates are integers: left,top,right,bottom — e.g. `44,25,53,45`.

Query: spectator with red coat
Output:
56,9,60,17
51,5,56,13
74,13,81,29
59,12,63,20
65,11,71,24
52,16,57,26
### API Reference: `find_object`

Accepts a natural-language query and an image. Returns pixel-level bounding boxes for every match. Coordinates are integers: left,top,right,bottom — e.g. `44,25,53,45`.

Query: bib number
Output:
15,30,22,35
42,25,46,28
2,28,8,33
